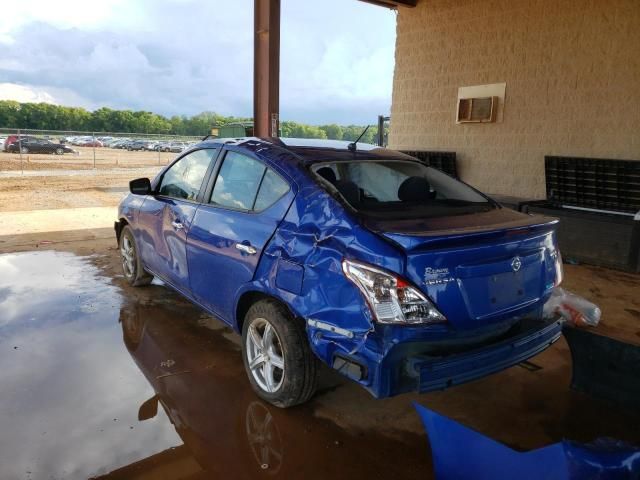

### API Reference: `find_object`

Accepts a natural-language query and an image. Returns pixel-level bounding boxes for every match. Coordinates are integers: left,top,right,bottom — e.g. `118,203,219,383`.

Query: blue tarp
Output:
414,403,640,479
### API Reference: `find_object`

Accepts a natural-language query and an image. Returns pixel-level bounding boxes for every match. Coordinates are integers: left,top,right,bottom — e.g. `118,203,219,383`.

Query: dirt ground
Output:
0,147,175,170
0,149,165,212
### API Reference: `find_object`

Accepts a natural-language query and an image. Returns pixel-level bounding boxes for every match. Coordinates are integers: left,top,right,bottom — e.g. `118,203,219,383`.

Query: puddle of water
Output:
106,302,429,479
0,251,182,480
0,251,429,480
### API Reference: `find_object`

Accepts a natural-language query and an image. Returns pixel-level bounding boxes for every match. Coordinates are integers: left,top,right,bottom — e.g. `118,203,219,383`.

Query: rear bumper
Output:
411,318,562,394
360,317,563,398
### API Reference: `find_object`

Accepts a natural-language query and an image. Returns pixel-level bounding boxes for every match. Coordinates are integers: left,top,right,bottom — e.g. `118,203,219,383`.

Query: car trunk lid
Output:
364,209,560,330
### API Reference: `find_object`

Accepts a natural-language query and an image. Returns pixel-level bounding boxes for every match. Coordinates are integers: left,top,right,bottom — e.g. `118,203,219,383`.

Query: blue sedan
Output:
115,138,564,407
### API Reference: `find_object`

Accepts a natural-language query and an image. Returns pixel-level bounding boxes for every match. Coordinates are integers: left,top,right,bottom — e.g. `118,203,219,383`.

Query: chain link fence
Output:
0,128,203,174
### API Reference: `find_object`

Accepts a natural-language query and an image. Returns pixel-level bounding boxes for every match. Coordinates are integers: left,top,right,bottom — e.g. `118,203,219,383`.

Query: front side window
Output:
158,149,216,201
211,152,265,210
312,160,494,219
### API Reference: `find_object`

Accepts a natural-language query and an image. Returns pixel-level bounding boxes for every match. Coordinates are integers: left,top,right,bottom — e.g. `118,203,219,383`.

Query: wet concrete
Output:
0,250,427,479
1,245,639,480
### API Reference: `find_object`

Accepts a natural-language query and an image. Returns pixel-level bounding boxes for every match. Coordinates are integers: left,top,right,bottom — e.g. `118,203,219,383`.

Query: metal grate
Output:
401,151,458,178
545,156,640,214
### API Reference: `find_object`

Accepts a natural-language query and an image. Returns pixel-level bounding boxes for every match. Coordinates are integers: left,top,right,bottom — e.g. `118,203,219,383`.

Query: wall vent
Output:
456,96,498,123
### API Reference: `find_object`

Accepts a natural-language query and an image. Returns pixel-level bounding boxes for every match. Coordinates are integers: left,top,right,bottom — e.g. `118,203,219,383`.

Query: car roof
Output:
197,137,414,165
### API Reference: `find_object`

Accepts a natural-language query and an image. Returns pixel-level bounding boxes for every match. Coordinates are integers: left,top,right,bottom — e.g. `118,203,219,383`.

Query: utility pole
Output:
17,129,23,174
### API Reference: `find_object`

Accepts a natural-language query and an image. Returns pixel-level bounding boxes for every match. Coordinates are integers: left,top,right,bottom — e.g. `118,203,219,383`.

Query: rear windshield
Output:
311,160,495,219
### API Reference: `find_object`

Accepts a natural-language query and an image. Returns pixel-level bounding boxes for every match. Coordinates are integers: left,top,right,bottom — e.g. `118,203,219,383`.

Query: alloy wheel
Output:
246,318,285,393
121,235,136,279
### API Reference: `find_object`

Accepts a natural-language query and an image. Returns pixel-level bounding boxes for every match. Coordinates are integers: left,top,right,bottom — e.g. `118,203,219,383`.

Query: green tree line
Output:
0,101,381,143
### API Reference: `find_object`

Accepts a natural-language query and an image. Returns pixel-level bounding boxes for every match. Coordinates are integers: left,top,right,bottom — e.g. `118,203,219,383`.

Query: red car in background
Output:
76,139,104,147
3,135,38,152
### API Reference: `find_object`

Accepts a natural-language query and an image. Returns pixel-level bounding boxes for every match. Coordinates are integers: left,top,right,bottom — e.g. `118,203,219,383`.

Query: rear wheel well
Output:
235,291,299,332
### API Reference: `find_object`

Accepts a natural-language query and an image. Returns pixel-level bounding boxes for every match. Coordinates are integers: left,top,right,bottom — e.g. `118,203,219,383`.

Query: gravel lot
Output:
0,148,166,211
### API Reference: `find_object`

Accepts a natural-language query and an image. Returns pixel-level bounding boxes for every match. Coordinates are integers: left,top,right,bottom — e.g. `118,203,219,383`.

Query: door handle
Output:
171,220,184,230
235,243,257,255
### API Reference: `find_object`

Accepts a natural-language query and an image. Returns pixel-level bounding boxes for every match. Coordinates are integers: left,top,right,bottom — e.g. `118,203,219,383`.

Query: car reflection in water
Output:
98,303,427,480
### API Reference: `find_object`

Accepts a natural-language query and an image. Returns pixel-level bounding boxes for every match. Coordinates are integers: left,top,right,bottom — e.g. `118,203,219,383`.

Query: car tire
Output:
119,225,153,287
242,299,318,408
21,147,29,154
55,148,64,155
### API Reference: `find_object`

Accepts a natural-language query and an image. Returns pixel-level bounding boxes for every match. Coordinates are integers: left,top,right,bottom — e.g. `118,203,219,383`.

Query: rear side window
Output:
158,149,216,201
254,169,290,211
210,151,290,211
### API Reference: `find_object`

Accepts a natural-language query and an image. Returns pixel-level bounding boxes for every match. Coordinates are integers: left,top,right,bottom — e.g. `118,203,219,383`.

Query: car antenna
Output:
347,125,370,153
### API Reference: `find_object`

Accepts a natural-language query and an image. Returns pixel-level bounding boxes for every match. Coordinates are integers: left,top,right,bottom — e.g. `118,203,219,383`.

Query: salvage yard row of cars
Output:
63,136,196,152
0,134,197,155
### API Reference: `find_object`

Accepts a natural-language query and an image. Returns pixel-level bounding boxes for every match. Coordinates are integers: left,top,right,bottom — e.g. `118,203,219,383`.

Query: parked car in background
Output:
3,135,39,152
104,138,124,148
127,140,152,151
115,138,564,408
153,141,170,151
111,139,132,149
6,138,76,155
163,141,188,153
77,139,104,147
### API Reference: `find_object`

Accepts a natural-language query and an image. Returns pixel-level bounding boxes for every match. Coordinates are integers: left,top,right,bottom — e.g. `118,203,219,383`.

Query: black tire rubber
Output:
119,225,153,287
242,299,318,408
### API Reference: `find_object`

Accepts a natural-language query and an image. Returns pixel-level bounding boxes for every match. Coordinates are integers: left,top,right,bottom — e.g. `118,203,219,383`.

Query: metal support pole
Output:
17,128,23,175
377,115,390,147
254,0,280,138
92,132,96,169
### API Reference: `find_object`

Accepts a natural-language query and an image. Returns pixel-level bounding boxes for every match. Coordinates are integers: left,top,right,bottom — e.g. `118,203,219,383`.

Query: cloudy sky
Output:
0,0,397,125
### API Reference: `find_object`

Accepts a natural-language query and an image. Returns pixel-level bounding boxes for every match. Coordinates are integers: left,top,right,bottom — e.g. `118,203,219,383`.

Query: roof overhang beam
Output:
358,0,417,8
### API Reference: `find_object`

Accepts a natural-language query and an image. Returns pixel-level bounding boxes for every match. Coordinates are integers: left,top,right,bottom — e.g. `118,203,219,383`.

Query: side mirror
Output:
130,178,152,195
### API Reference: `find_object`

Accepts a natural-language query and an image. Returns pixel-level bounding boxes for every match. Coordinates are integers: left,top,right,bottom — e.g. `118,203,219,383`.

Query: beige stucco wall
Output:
389,0,640,198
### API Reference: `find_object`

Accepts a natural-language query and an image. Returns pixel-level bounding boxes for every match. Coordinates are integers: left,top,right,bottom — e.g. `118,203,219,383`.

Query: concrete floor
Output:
0,230,639,480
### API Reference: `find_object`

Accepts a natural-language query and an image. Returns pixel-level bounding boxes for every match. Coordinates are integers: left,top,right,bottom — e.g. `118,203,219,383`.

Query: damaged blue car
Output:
115,138,564,407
